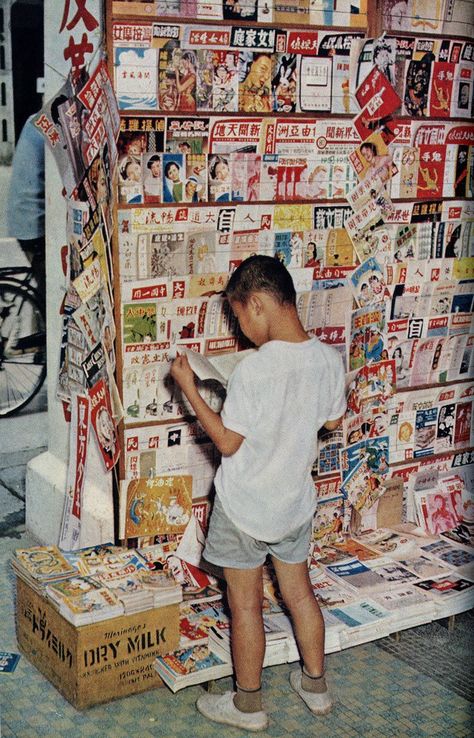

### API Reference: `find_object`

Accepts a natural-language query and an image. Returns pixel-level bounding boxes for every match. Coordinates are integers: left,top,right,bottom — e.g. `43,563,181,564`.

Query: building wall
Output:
0,0,15,163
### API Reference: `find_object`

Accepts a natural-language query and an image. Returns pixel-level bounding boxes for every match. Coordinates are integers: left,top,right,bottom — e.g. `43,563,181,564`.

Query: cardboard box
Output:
15,577,180,709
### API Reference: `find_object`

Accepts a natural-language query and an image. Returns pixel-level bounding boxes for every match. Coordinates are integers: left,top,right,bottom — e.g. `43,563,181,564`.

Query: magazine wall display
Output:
106,0,474,688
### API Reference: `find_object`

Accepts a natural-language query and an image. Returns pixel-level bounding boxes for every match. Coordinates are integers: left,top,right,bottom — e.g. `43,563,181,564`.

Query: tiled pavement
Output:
0,424,472,737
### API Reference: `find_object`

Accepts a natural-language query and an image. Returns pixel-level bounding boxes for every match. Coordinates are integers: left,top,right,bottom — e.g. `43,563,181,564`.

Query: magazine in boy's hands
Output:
179,347,255,387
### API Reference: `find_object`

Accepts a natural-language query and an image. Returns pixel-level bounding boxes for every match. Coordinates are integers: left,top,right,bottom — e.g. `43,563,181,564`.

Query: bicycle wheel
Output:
0,279,46,416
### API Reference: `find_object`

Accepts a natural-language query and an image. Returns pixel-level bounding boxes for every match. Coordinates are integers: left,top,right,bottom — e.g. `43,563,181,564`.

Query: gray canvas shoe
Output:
196,690,269,731
289,669,334,715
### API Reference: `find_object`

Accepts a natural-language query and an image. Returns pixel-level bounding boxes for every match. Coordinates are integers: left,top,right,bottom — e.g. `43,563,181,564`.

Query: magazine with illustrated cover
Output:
348,304,386,371
13,546,77,582
154,645,232,692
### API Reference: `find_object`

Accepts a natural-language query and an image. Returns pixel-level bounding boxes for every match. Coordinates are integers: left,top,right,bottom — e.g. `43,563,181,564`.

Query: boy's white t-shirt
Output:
214,337,346,542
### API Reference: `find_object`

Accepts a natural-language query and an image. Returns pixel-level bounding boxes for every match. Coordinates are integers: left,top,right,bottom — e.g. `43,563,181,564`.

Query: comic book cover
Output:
409,338,441,387
212,50,239,112
298,54,333,113
354,67,402,141
324,229,357,268
114,44,158,110
434,403,456,454
429,61,455,117
188,230,231,275
311,495,345,544
389,410,416,463
314,474,342,501
230,152,261,201
194,49,214,111
138,231,190,279
89,378,120,471
208,116,265,154
345,201,388,263
238,51,273,113
276,156,310,201
273,231,303,268
123,421,218,498
59,395,90,551
454,400,473,446
82,343,108,390
165,117,209,156
158,39,198,114
351,360,396,410
340,436,389,480
162,152,186,203
317,428,344,476
416,145,446,200
118,116,165,160
349,131,395,185
273,54,298,113
118,152,144,203
122,357,180,425
348,304,387,371
344,407,388,446
403,57,433,117
142,152,162,203
122,301,159,346
73,284,116,355
414,406,438,458
208,153,232,202
302,285,351,356
341,456,382,511
124,475,193,537
349,256,389,308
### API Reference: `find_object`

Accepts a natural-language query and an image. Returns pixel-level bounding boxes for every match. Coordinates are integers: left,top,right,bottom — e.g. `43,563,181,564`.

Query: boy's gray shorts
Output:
203,495,312,570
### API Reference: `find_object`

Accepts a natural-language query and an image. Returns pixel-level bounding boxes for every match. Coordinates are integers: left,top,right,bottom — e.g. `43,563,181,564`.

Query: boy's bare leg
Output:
271,557,324,676
224,565,266,690
195,561,269,730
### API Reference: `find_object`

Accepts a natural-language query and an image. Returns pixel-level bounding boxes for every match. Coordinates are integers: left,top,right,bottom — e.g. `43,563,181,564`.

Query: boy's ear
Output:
249,293,264,315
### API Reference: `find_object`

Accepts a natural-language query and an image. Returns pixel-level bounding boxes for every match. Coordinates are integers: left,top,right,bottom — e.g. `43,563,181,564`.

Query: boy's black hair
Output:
225,255,296,306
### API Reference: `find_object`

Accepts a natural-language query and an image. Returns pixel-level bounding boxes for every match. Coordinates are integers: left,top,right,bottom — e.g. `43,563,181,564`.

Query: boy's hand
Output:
170,353,196,395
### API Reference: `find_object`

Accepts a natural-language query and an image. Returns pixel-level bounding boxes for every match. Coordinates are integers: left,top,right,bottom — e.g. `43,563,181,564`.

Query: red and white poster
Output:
59,394,90,550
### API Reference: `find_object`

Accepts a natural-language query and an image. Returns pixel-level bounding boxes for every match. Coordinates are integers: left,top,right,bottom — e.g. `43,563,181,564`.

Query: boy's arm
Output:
171,354,244,456
324,416,344,431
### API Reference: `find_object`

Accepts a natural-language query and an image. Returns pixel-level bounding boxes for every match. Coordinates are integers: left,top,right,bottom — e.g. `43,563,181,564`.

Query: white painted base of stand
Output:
26,451,114,548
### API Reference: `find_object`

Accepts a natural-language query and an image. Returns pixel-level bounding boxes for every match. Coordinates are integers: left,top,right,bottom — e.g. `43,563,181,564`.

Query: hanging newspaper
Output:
59,394,90,550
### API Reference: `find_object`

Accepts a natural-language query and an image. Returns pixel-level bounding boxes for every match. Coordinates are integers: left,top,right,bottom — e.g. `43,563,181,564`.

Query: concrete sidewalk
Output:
0,391,47,538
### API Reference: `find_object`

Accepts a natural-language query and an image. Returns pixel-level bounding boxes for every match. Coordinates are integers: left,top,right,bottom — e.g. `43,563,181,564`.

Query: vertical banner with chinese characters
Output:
59,394,90,550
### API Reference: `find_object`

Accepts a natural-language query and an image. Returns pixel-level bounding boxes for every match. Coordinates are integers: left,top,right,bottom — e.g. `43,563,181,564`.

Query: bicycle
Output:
0,265,46,416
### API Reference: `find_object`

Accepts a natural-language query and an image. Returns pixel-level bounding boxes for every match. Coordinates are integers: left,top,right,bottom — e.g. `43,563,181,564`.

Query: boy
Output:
171,255,346,731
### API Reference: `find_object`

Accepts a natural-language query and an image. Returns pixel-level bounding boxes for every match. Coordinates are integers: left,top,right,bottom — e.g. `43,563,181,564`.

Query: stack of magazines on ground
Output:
12,546,77,595
12,542,186,626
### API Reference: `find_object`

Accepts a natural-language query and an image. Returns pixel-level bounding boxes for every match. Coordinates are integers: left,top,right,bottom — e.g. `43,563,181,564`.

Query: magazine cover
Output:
349,256,389,307
89,379,120,471
125,475,193,538
212,50,239,112
414,407,438,458
348,304,387,371
115,45,158,110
